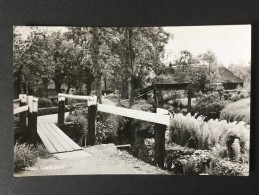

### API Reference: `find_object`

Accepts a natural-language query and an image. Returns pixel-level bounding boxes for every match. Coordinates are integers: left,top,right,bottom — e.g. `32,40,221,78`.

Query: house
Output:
217,66,243,89
157,64,244,90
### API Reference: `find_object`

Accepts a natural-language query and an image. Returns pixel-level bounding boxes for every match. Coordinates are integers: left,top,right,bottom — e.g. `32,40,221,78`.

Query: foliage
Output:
169,113,250,162
105,93,119,102
208,158,249,176
66,108,88,146
14,142,51,173
66,108,118,145
220,98,250,124
228,62,251,83
152,74,175,84
96,112,118,144
38,106,70,116
13,27,52,95
175,50,195,70
134,138,248,175
38,98,53,108
192,92,227,118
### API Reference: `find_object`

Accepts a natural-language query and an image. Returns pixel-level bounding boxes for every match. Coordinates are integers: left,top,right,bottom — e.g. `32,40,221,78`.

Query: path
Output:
15,97,169,176
15,144,169,176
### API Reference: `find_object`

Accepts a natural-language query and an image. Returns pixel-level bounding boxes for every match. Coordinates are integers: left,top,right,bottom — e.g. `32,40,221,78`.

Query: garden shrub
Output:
169,113,250,162
220,98,250,124
134,138,248,175
38,106,71,116
207,158,249,176
96,112,118,144
66,108,118,146
66,108,88,146
51,98,58,106
152,74,175,84
38,98,53,108
191,92,227,119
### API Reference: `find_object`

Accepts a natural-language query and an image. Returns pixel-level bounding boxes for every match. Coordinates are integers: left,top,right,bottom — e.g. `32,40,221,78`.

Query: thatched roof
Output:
217,66,243,83
158,65,243,84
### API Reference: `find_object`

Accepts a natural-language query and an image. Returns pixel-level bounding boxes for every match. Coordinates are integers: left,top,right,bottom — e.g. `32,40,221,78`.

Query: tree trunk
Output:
86,81,92,95
96,73,102,104
121,77,129,99
129,76,136,108
66,84,71,94
104,72,107,91
128,27,136,108
92,27,102,103
54,80,62,94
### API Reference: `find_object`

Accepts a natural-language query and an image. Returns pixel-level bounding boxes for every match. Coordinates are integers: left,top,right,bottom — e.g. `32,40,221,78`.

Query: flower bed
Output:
169,113,250,162
135,138,248,176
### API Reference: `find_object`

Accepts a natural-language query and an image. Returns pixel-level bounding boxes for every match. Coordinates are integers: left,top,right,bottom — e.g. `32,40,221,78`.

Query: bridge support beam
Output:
154,108,169,168
28,97,38,144
58,97,65,125
88,96,97,146
19,94,27,131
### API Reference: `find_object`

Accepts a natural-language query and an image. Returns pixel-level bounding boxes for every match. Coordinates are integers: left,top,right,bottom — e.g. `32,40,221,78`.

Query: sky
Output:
162,25,251,67
15,25,251,67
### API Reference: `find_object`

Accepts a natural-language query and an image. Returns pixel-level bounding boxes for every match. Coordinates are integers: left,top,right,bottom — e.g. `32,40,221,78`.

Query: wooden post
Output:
154,108,168,168
19,94,27,130
58,96,65,125
88,96,97,146
153,84,158,109
28,97,38,144
187,89,192,110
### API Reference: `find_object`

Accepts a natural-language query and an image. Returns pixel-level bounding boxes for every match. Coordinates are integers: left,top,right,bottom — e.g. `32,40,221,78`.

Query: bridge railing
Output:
13,94,39,144
57,93,172,168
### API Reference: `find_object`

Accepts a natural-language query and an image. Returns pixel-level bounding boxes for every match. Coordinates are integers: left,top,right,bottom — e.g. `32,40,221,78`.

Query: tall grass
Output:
14,143,52,173
220,98,250,124
169,113,250,162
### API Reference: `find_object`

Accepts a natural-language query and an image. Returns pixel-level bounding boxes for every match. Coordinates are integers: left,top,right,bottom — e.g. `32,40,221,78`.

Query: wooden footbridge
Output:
14,95,82,154
14,93,173,167
37,114,82,154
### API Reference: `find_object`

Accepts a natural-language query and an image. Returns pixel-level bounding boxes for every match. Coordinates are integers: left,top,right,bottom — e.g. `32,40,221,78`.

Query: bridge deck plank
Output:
37,121,82,154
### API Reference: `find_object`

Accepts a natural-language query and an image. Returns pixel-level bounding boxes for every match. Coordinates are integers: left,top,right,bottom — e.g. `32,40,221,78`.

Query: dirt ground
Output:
15,144,169,176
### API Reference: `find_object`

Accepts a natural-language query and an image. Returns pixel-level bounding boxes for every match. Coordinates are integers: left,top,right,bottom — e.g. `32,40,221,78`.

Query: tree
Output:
109,27,170,106
197,50,217,78
228,62,251,83
175,50,194,70
14,27,52,96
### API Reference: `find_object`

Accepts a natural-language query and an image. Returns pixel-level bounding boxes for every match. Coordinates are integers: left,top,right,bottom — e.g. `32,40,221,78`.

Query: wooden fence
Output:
13,94,38,144
58,93,172,168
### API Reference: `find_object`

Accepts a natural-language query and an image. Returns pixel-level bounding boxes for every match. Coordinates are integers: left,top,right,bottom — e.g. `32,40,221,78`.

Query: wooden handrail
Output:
97,104,171,126
13,105,29,115
58,93,94,101
13,99,21,103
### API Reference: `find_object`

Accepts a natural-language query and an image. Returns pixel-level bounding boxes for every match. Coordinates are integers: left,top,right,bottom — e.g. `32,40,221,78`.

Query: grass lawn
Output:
220,97,250,124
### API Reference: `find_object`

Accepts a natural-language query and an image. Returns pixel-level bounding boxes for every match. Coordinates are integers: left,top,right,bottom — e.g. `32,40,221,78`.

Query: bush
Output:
191,92,227,119
134,139,248,175
152,74,175,84
169,113,250,162
220,98,250,124
66,108,88,146
208,158,249,176
14,143,51,173
38,106,71,116
38,98,53,108
96,112,118,144
66,108,118,146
